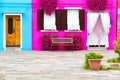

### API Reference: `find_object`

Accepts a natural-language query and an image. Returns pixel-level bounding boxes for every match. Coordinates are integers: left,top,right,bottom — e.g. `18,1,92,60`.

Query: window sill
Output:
40,29,58,32
65,30,82,32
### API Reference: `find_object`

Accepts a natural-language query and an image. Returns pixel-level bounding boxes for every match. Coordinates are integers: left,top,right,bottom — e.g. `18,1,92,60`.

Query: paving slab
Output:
0,50,119,80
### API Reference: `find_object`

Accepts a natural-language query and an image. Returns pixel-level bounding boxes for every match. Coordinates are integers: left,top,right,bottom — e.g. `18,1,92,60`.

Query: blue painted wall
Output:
0,0,31,3
0,0,32,50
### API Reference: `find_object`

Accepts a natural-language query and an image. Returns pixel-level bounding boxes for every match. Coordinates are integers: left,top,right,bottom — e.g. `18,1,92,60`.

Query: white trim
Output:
64,7,82,9
41,30,58,32
118,9,120,14
3,13,22,51
20,14,22,49
3,14,5,49
65,30,82,32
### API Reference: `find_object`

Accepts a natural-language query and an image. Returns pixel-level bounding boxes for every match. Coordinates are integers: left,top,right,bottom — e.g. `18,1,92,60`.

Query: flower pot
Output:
88,59,101,70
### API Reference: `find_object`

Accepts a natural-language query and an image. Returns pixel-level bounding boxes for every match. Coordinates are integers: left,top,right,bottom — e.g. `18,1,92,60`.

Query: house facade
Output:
117,0,120,37
0,0,117,51
32,0,117,50
0,0,32,50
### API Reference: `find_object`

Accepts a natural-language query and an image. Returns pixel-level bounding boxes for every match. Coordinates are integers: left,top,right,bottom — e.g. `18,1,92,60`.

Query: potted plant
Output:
83,52,104,70
114,38,120,58
107,38,120,69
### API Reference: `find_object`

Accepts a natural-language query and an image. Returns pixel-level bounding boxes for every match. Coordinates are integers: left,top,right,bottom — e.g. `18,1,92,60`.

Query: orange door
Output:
6,15,20,47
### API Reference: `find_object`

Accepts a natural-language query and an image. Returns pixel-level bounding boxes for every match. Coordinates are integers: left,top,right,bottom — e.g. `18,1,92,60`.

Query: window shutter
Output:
38,9,44,30
61,10,67,30
55,10,62,30
55,10,67,30
79,10,85,30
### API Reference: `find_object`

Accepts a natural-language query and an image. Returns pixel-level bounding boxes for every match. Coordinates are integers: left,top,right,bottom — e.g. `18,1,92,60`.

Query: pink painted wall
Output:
32,0,117,50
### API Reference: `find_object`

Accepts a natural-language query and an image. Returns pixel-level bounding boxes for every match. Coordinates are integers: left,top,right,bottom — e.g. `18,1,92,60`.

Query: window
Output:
55,9,85,31
117,10,120,31
67,9,80,30
117,0,120,38
44,12,56,30
38,9,85,31
8,18,13,34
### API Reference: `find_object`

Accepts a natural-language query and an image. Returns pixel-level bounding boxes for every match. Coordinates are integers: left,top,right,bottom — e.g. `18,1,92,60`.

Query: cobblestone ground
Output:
0,50,120,80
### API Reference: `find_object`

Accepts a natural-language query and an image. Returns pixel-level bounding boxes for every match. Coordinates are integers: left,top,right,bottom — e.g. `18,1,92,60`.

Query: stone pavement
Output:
0,50,120,80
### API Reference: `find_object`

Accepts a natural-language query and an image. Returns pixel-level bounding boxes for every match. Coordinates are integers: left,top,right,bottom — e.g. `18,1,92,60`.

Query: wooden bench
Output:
52,38,73,46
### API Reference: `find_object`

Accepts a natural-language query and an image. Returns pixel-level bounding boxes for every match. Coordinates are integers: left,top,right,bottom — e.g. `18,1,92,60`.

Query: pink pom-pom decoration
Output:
87,0,107,12
40,0,57,15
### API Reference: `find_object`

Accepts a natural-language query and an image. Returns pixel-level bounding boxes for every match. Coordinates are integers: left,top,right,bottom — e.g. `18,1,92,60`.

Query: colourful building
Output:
0,0,117,51
32,0,117,50
0,0,32,50
117,0,120,37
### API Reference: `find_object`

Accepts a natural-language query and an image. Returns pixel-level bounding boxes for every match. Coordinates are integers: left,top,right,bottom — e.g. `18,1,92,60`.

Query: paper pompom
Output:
87,0,107,12
40,0,57,15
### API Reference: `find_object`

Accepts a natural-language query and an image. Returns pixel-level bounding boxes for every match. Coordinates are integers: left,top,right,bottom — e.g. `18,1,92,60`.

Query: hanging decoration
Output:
40,0,57,15
87,0,107,12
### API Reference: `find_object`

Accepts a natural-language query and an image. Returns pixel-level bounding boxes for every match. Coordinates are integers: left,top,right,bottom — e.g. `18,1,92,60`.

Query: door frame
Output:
3,14,22,50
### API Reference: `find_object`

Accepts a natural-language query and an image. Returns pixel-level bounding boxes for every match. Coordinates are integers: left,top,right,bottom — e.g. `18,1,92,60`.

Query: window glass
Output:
8,18,13,34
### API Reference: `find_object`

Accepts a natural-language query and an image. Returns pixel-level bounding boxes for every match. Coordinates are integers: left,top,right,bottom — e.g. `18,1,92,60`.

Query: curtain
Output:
87,12,110,47
100,12,110,47
44,12,56,30
100,12,110,34
87,12,99,33
94,15,103,36
67,9,80,30
92,15,103,45
87,12,99,46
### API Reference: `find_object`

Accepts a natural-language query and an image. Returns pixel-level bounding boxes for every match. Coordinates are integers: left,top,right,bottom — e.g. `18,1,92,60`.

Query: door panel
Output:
6,15,20,47
15,16,20,46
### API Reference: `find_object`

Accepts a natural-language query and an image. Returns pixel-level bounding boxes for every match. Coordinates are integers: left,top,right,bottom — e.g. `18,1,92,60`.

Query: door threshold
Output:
88,47,106,50
5,47,21,51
